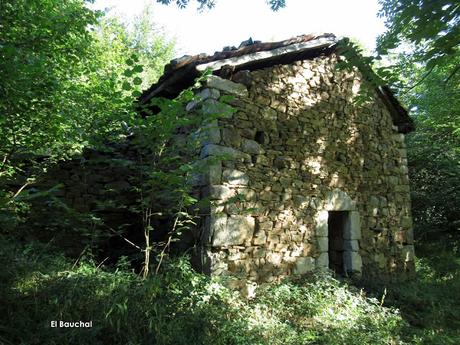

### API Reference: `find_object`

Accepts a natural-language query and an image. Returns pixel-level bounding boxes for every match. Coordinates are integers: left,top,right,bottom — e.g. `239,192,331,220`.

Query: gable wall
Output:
196,53,414,284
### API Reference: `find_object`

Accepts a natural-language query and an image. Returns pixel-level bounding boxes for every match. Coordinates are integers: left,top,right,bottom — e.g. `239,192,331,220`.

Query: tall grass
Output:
367,244,460,345
1,235,458,345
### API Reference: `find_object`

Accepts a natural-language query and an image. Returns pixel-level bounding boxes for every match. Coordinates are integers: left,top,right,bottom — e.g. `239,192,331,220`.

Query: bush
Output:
254,274,405,345
0,235,409,345
2,235,460,345
373,245,460,345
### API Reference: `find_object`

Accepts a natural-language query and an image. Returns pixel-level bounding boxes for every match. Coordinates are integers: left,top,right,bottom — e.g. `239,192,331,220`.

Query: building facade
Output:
141,34,415,284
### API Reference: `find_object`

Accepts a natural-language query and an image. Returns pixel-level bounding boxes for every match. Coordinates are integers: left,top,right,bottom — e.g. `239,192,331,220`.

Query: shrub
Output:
0,235,410,345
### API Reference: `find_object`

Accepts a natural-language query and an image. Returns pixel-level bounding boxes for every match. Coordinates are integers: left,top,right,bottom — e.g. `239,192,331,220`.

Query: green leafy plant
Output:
0,1,173,240
154,0,286,11
0,236,414,345
125,70,237,278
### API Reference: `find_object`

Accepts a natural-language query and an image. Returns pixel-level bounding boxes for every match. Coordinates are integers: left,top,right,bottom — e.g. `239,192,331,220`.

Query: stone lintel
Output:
325,189,356,211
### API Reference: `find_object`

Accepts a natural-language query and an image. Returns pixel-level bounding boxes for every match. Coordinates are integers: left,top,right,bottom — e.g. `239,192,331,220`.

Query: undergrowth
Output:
1,235,459,345
365,244,460,345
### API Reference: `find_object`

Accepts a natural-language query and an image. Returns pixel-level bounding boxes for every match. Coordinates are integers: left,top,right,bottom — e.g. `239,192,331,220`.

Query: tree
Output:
0,0,174,175
398,54,460,243
377,0,459,81
0,0,173,229
376,0,460,244
128,6,175,88
154,0,286,11
0,0,99,172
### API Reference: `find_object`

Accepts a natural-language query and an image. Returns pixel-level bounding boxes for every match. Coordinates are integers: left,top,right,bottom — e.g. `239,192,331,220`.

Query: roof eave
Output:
196,36,337,72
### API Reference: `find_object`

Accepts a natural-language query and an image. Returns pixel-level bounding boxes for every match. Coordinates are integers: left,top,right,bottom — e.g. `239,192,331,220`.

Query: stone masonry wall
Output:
37,145,138,214
24,143,142,257
193,53,414,285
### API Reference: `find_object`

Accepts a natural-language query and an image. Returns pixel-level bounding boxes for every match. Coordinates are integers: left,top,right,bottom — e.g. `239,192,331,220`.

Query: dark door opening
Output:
328,211,349,275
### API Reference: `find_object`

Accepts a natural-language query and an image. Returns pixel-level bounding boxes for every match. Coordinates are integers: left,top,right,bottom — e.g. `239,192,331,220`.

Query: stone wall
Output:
192,53,414,285
38,144,138,213
26,143,143,257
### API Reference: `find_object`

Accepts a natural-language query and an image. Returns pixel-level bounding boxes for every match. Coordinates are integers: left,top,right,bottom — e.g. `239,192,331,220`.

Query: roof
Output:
139,34,414,133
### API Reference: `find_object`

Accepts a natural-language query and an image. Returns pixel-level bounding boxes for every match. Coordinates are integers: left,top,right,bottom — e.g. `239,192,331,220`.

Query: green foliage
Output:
363,244,460,344
0,0,172,161
336,38,387,104
377,0,459,77
0,0,99,162
0,1,173,234
397,51,460,242
372,0,460,244
154,0,286,11
254,275,405,345
266,0,286,11
0,236,409,345
98,5,174,90
338,1,459,101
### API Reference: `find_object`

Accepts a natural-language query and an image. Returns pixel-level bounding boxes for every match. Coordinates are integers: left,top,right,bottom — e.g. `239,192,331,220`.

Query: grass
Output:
0,235,459,345
372,244,460,344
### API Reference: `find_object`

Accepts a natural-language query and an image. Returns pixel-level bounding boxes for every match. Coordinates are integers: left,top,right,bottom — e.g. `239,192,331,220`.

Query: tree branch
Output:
12,181,31,199
106,226,142,250
444,64,460,85
401,65,435,94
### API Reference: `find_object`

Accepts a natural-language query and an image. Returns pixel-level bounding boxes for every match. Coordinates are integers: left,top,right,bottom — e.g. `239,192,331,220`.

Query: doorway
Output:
328,211,349,275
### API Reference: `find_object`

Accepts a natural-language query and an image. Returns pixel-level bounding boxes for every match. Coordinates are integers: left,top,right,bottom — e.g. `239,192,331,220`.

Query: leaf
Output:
133,65,143,73
122,81,131,91
133,77,142,85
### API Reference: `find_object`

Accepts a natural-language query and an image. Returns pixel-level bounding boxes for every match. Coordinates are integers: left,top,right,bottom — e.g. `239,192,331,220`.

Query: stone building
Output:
141,33,416,283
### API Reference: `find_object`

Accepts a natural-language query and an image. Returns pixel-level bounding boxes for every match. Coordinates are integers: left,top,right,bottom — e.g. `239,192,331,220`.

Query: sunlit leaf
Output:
133,77,142,85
